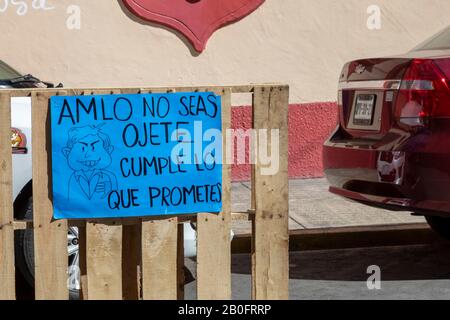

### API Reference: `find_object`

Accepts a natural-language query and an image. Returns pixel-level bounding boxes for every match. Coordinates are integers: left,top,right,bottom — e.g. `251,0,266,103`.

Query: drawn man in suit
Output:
62,124,118,201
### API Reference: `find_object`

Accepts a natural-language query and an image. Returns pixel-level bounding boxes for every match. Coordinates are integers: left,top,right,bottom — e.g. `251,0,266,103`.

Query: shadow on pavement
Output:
232,242,450,281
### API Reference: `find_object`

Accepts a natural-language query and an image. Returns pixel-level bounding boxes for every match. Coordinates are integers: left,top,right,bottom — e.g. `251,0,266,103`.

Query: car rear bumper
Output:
323,123,450,216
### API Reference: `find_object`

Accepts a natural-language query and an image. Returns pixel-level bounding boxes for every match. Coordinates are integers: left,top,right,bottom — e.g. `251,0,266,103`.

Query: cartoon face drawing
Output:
63,132,113,172
62,125,118,201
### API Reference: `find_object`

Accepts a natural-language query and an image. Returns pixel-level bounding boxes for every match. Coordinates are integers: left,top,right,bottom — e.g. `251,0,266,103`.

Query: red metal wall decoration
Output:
122,0,265,53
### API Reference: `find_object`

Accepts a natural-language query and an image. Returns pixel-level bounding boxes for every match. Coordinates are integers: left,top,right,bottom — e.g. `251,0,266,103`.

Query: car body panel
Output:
11,97,32,200
324,119,450,216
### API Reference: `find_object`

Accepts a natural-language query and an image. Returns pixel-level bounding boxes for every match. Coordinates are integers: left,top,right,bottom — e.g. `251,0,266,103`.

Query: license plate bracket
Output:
353,94,376,126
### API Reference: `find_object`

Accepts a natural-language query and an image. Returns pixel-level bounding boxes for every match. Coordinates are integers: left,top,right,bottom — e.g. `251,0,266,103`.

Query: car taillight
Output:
394,59,450,125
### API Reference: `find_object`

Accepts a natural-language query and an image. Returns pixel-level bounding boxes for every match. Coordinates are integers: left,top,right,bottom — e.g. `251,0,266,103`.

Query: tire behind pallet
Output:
15,197,80,300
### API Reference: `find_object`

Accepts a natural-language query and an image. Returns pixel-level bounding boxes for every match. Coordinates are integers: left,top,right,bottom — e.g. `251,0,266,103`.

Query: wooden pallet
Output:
0,84,289,300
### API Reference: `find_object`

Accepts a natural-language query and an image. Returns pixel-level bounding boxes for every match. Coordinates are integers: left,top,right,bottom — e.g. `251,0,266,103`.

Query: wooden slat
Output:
13,212,248,230
141,217,178,300
139,88,179,300
6,84,285,99
197,88,232,300
32,91,69,300
0,92,15,300
85,89,123,300
251,86,289,300
117,88,143,300
86,221,123,300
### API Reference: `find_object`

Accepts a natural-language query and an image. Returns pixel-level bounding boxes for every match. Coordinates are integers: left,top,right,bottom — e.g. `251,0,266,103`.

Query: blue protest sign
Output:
50,92,222,219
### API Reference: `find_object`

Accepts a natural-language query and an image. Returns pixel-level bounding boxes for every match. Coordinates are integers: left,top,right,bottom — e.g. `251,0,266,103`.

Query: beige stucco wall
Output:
1,0,449,103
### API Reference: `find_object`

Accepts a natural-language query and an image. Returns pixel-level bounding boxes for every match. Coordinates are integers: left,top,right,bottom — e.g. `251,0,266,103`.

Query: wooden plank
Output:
84,89,123,300
141,217,178,300
117,88,143,301
86,221,123,300
32,91,69,300
0,92,15,300
13,213,246,230
141,87,179,300
251,86,289,300
197,88,232,300
6,84,285,99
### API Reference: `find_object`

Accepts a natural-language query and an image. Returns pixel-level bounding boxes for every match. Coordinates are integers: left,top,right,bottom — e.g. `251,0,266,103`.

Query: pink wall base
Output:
231,102,338,181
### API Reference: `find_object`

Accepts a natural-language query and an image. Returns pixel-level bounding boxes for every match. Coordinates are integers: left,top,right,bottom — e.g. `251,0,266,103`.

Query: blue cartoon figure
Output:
62,124,118,202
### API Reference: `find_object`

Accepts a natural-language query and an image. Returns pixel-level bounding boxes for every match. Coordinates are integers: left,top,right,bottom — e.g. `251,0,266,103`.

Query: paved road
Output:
185,242,450,300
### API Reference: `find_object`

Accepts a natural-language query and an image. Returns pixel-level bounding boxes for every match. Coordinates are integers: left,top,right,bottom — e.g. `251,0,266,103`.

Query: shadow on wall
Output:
117,0,202,57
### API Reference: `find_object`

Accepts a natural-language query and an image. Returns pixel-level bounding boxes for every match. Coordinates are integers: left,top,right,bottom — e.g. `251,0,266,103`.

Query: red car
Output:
323,26,450,239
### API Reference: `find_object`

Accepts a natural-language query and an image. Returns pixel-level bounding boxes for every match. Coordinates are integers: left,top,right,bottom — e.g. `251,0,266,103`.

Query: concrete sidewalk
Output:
231,178,425,235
